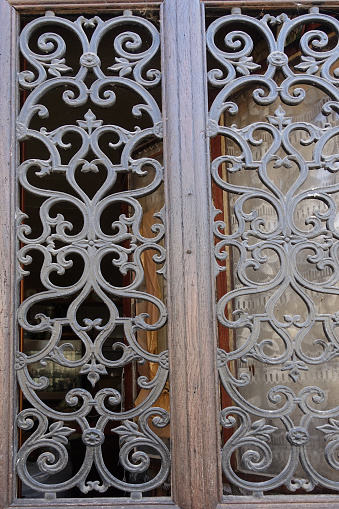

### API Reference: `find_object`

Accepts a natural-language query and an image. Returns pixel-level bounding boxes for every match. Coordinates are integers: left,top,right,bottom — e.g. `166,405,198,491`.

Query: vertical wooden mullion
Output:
162,1,222,508
0,0,18,506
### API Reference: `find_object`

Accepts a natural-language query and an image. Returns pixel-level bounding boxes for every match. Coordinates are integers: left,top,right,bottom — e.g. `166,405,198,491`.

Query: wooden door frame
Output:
1,1,339,508
0,1,220,508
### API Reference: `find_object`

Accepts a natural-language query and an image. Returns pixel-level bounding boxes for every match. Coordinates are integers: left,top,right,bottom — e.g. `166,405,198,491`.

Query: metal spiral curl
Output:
209,8,339,493
16,11,169,496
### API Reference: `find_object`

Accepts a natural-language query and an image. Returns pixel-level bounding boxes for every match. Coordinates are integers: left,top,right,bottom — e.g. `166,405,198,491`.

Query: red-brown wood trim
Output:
0,0,19,507
162,1,221,508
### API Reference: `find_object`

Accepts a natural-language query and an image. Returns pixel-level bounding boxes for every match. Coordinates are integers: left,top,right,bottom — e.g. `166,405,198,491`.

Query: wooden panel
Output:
218,495,339,508
7,0,162,11
162,1,221,508
0,0,18,507
11,500,179,509
203,0,339,6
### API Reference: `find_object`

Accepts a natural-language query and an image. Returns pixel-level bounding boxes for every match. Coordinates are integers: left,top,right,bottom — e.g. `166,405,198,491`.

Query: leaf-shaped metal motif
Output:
47,58,72,77
209,7,339,493
45,421,75,444
248,419,278,443
16,10,169,497
317,419,339,442
113,420,146,445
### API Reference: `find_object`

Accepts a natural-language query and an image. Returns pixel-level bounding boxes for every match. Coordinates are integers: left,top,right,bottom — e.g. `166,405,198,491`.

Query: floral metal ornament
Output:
16,10,169,496
208,7,339,494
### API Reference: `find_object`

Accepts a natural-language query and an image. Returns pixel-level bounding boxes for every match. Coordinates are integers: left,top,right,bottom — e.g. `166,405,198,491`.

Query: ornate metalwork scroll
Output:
208,7,339,494
16,10,169,498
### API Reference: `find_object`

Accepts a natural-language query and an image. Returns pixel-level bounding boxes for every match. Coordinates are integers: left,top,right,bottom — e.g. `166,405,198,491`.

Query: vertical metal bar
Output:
162,0,222,507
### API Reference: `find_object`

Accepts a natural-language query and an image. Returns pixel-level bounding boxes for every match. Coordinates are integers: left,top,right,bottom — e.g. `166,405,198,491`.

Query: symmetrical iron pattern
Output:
208,8,339,494
16,11,169,496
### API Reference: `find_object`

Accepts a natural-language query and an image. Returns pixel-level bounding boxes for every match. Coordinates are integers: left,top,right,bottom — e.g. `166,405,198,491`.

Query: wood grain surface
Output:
0,0,18,507
2,1,339,508
162,1,221,508
6,0,162,11
0,0,17,507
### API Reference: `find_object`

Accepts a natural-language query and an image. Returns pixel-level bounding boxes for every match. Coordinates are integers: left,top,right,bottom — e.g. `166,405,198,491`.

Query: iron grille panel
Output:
208,7,339,495
16,10,169,498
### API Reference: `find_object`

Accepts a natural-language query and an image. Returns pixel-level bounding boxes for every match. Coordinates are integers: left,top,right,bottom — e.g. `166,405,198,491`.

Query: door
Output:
1,1,339,509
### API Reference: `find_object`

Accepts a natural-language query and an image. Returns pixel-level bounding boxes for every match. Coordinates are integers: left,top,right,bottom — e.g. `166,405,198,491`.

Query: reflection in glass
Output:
209,8,339,495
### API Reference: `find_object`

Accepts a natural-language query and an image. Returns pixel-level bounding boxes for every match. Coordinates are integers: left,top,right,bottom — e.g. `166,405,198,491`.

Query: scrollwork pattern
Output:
16,11,169,496
208,8,339,493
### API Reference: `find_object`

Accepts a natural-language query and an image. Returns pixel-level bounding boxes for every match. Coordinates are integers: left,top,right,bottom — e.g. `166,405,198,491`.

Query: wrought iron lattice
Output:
208,7,339,494
16,10,169,497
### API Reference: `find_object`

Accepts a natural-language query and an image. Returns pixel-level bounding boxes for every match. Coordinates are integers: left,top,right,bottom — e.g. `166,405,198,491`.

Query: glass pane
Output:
16,10,170,499
208,7,339,496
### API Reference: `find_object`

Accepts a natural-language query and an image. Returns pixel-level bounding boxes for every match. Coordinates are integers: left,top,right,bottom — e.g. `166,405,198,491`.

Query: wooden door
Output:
1,1,339,508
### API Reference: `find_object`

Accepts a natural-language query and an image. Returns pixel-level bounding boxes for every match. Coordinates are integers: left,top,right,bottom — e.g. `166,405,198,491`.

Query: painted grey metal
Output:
208,7,339,494
16,10,169,496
